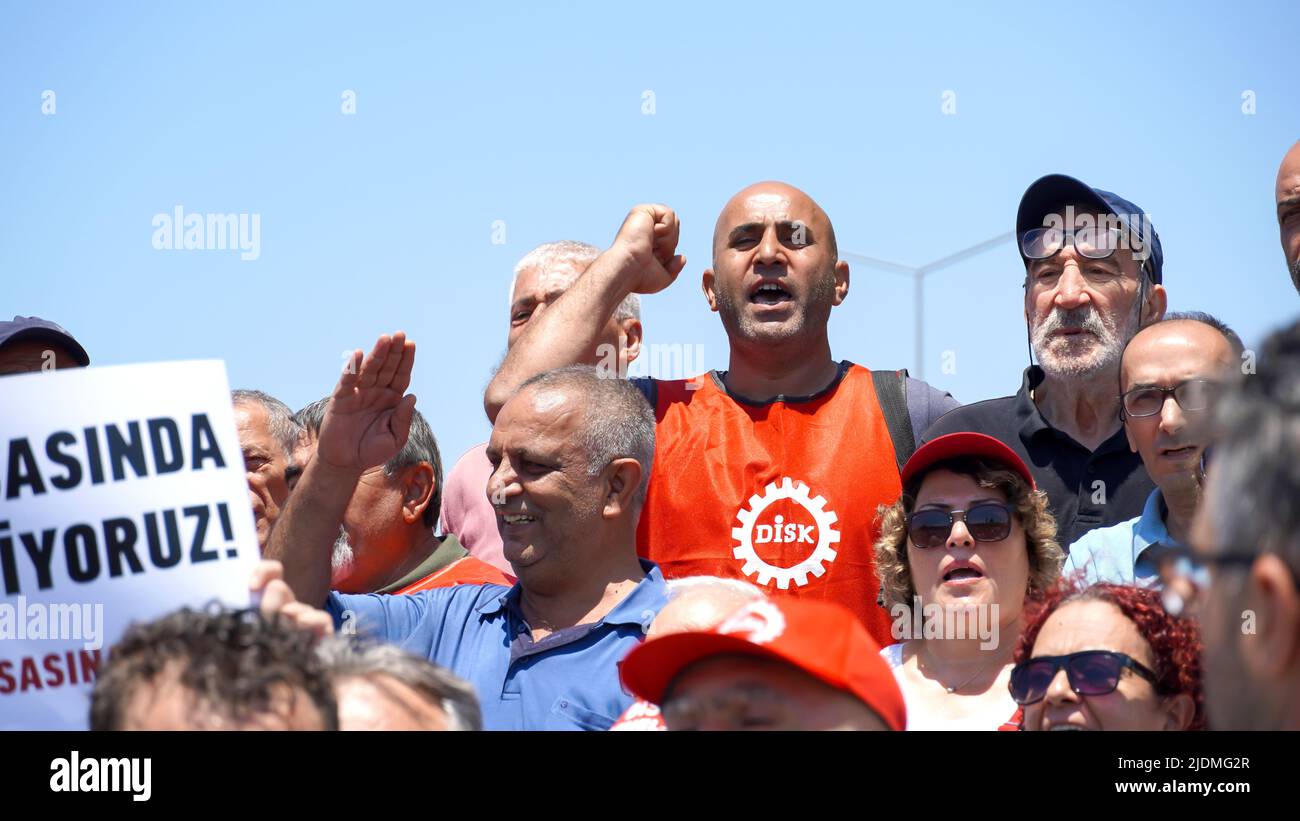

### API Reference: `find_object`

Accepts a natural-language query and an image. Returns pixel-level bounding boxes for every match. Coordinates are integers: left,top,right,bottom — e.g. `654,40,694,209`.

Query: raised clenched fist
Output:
611,204,686,295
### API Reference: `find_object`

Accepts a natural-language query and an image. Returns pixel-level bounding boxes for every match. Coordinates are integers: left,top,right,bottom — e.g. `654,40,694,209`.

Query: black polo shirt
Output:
918,366,1155,549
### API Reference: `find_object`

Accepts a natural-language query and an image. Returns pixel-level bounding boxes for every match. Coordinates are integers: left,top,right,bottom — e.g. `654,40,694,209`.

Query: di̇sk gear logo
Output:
718,599,787,644
731,477,841,589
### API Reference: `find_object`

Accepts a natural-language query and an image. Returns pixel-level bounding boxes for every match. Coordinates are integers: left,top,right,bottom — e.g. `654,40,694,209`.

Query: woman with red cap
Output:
873,432,1064,730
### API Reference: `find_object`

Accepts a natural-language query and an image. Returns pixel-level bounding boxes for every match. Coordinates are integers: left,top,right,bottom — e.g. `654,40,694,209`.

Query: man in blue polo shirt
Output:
1066,312,1242,585
265,332,667,730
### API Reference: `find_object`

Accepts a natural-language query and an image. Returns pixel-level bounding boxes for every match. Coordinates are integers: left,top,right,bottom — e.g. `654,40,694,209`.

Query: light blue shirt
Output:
1064,489,1184,586
325,560,668,731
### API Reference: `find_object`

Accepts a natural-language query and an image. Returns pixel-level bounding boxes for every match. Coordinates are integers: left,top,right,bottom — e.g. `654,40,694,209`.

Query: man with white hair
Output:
922,174,1168,547
440,240,643,574
610,575,766,730
317,637,482,731
265,334,670,730
232,389,304,552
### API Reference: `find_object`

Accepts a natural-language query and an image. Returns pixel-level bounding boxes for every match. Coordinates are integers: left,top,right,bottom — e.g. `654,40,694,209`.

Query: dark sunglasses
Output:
906,502,1014,549
1009,650,1161,705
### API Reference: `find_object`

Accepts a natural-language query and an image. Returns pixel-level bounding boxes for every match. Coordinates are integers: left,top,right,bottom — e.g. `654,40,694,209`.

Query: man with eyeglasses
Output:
1064,313,1242,585
1189,318,1300,731
922,174,1167,548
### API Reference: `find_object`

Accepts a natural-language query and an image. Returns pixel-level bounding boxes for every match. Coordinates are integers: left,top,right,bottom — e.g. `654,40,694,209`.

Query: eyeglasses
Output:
1009,650,1161,705
1020,226,1128,262
1021,225,1155,284
1119,379,1222,420
1147,546,1300,617
907,502,1014,549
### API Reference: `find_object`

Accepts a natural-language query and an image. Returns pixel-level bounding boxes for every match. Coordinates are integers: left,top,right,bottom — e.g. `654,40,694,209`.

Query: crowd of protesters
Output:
4,140,1299,731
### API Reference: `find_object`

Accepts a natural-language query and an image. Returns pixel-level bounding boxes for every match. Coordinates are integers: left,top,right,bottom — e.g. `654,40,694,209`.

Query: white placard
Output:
0,360,260,729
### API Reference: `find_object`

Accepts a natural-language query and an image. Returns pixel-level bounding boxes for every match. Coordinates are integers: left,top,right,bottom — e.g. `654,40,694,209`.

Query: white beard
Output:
1031,303,1133,379
330,526,355,586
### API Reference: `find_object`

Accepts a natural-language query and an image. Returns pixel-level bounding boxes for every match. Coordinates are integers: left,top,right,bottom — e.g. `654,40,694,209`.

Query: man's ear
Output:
401,462,437,525
702,269,719,312
621,318,643,366
1239,554,1300,682
832,259,850,306
602,457,644,519
1142,283,1168,326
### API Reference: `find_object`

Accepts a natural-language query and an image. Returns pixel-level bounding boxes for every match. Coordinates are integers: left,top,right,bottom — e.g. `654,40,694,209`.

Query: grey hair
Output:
316,637,481,731
232,389,302,465
510,240,641,322
515,364,655,511
296,398,443,529
293,396,329,435
1205,317,1300,573
665,575,766,600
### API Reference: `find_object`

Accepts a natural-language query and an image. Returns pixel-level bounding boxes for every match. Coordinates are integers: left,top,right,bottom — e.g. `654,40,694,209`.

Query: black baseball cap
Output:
1016,173,1163,285
0,316,91,365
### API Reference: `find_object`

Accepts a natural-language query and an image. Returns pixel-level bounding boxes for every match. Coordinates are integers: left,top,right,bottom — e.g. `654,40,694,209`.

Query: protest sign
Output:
0,360,260,729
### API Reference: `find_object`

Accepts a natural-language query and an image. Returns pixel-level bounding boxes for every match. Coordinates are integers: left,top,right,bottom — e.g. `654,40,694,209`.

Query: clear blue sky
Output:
3,1,1297,466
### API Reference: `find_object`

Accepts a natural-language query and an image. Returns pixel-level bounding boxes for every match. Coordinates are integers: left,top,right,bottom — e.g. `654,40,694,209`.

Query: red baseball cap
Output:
901,432,1035,489
620,597,906,731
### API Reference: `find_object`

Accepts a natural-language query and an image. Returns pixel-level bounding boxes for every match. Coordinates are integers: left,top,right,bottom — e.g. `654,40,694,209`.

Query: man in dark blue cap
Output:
921,174,1167,548
0,315,90,376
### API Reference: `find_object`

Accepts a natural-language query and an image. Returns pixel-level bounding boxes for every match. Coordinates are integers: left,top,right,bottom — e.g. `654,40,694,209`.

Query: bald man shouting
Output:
486,182,957,643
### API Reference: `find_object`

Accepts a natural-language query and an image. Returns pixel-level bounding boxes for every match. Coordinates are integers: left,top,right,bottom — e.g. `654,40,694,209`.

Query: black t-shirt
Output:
919,366,1155,550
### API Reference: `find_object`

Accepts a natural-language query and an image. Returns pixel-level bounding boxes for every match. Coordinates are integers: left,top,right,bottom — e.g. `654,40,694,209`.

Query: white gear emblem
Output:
731,477,841,590
718,600,787,644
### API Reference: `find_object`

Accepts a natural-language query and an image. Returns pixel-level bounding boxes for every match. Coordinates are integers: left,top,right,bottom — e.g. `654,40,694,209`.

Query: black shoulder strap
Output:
872,369,915,473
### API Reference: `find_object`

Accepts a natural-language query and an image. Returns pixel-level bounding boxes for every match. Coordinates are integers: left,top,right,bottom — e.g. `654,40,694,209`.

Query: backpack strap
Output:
871,368,916,474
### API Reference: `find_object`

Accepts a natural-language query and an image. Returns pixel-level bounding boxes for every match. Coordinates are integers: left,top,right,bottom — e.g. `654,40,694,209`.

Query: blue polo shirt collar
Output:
473,559,664,628
1132,488,1181,567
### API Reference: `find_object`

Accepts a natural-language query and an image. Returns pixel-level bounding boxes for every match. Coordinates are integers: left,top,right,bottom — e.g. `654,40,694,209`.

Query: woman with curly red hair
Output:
1012,578,1203,731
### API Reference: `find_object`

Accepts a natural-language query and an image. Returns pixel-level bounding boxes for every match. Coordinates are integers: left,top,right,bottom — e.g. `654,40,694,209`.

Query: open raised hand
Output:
315,331,418,473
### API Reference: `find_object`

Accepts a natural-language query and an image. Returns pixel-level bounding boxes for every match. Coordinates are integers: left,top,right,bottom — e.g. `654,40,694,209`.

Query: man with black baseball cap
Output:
0,315,90,376
922,174,1166,548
